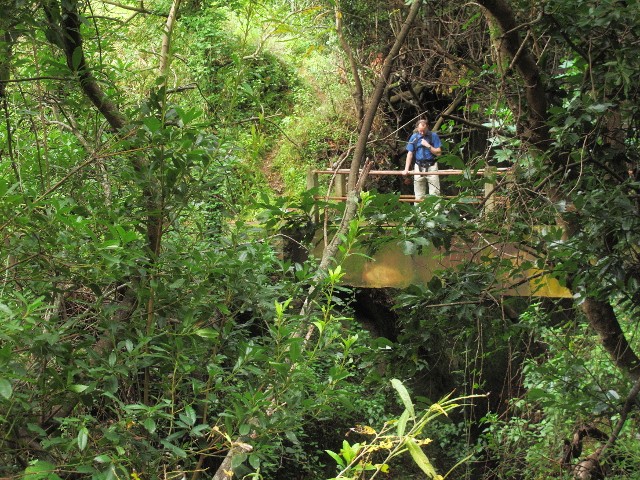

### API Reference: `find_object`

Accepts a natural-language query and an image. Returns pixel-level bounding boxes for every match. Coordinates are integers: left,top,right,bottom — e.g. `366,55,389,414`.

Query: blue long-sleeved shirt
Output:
406,131,441,163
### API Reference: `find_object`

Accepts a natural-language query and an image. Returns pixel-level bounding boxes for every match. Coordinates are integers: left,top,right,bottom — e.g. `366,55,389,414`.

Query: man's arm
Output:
403,151,413,175
422,137,442,156
428,144,442,156
425,133,442,156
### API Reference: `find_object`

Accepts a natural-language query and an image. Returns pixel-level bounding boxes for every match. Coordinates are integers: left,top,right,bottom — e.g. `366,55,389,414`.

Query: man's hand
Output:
421,139,431,148
402,169,409,176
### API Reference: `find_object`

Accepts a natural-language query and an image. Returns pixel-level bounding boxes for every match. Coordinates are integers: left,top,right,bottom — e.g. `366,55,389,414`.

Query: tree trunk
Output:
581,298,640,380
476,0,640,476
212,2,424,478
476,0,640,382
335,3,364,123
318,0,422,273
477,0,548,147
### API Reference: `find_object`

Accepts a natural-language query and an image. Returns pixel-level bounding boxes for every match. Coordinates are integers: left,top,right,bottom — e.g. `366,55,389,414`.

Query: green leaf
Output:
103,375,118,394
391,378,415,418
401,240,416,255
183,404,197,426
194,328,218,340
340,440,359,463
191,424,210,436
248,452,261,470
69,384,89,393
326,449,345,468
526,388,548,401
285,430,299,445
397,408,410,437
442,154,465,169
161,439,187,458
75,465,96,474
143,117,162,133
406,438,438,478
24,460,64,479
0,378,13,399
103,465,117,480
142,417,156,434
0,303,14,316
231,452,248,470
27,423,47,436
77,427,89,451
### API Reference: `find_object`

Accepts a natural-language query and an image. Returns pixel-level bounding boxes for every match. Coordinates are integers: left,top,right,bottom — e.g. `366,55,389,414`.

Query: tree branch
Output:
101,0,169,17
476,0,549,147
476,0,640,389
335,3,364,123
581,298,640,381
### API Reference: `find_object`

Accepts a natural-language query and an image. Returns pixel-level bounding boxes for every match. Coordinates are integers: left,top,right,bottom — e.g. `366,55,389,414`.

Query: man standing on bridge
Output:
403,118,442,202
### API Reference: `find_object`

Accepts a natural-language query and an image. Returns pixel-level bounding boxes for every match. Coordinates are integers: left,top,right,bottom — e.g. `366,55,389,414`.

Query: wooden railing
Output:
307,167,512,211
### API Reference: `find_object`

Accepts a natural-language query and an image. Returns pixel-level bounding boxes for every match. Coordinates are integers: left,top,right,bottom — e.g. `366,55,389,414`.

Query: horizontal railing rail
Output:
312,168,511,176
307,167,512,218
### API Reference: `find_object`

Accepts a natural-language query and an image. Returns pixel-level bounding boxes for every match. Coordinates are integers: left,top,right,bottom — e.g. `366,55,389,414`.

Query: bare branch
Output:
101,0,168,17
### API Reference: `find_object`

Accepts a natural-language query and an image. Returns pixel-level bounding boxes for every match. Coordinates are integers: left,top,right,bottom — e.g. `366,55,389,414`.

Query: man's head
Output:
416,119,429,133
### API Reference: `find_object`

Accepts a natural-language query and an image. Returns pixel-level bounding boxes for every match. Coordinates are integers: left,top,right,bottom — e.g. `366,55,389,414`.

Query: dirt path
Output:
260,147,285,195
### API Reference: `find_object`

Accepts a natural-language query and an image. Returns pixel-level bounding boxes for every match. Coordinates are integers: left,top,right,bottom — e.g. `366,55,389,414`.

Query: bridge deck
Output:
312,231,570,297
309,167,569,297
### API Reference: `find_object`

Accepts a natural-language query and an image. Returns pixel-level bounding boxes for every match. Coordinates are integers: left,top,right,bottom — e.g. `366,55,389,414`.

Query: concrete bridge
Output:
309,167,571,298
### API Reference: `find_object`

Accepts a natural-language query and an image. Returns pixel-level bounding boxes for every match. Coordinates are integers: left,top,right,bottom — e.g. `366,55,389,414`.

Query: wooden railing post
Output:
505,167,513,211
483,165,497,214
334,172,347,199
307,168,319,223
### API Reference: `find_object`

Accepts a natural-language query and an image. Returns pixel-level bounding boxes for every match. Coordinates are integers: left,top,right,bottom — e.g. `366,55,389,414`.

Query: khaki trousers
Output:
414,162,440,202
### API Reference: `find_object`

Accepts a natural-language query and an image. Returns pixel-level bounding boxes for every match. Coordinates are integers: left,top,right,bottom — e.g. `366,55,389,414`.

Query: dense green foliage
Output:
1,0,640,479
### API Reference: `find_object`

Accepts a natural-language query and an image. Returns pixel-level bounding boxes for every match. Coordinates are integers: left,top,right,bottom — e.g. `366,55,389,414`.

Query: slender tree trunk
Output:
0,30,11,99
37,0,176,417
476,0,548,147
335,3,364,123
211,2,424,478
57,1,127,132
0,30,22,187
318,0,422,273
159,0,182,80
581,298,640,380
